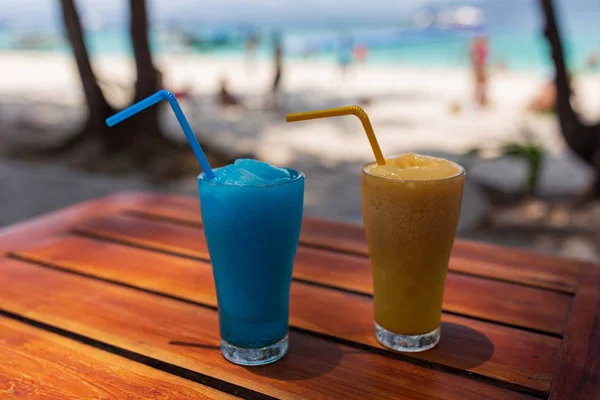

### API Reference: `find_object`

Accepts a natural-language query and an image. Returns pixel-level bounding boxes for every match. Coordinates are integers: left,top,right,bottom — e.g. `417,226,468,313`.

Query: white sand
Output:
1,51,599,165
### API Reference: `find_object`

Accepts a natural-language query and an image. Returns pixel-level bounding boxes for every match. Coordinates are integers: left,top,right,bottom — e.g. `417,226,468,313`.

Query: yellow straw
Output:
286,105,386,166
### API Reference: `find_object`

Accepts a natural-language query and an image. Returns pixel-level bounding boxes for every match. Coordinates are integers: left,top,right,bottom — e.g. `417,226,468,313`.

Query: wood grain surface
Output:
121,194,580,293
0,316,235,399
0,257,534,400
549,265,600,400
73,214,572,335
1,192,596,399
14,234,561,395
0,192,128,255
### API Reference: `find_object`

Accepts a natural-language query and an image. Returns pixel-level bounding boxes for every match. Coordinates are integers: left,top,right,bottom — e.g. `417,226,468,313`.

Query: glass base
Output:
375,322,440,353
220,335,288,366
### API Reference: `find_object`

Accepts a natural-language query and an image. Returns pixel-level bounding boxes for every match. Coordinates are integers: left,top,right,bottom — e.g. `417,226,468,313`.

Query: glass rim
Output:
361,157,466,183
198,167,305,188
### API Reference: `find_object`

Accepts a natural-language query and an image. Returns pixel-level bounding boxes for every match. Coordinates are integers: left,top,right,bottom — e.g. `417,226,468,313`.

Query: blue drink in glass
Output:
198,159,304,365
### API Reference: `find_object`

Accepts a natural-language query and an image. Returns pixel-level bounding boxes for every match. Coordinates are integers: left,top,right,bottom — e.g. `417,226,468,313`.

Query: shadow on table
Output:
333,323,494,371
168,337,343,380
435,322,495,369
167,323,493,378
244,333,344,381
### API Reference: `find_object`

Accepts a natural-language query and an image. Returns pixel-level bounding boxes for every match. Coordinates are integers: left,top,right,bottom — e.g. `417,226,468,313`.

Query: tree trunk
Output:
129,0,163,147
540,0,600,197
58,0,115,151
54,0,235,175
130,0,159,101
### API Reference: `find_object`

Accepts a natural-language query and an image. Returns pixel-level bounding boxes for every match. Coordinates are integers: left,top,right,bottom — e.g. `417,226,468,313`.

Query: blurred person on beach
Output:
527,80,556,113
266,31,284,110
527,73,578,114
470,35,489,107
245,30,259,74
353,43,368,64
171,83,192,102
337,33,354,81
154,68,202,117
217,76,245,110
352,43,370,105
172,82,198,116
156,69,198,115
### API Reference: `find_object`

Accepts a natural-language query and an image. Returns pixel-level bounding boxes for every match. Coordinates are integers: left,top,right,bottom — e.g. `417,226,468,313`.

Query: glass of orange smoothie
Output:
361,153,465,352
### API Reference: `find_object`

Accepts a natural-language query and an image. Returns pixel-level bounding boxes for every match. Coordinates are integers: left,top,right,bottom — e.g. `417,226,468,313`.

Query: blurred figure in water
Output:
266,31,283,110
245,30,259,74
470,35,489,107
353,43,368,65
353,43,371,105
586,50,598,70
337,32,354,81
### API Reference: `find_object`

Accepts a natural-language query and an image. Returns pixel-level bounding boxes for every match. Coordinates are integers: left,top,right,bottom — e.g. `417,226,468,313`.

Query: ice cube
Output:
209,159,293,186
234,159,291,182
210,164,237,184
221,168,272,186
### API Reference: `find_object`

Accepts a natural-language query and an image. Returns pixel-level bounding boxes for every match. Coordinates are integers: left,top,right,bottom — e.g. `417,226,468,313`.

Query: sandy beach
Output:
2,52,599,158
1,51,599,260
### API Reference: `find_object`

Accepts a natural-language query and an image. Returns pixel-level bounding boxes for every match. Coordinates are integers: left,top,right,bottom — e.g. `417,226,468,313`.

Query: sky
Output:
2,0,599,35
2,0,430,27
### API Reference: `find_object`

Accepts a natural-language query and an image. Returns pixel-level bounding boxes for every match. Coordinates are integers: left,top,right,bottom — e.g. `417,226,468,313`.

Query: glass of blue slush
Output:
198,159,304,366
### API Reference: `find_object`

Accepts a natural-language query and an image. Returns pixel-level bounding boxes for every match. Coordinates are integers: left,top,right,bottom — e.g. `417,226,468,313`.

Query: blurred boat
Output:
10,32,60,51
412,3,486,32
287,2,486,55
167,23,255,52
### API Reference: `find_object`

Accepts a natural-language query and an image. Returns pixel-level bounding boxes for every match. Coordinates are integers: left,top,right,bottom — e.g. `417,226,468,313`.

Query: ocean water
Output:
1,26,597,73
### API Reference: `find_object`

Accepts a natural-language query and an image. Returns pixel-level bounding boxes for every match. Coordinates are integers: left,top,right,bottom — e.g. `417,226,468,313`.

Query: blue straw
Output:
106,90,215,180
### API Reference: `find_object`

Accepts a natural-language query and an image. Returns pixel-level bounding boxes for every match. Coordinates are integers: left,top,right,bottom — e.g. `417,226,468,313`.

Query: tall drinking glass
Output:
361,155,465,352
198,168,304,365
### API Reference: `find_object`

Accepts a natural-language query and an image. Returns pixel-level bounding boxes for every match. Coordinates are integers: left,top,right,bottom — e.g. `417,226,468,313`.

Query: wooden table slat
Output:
0,192,143,255
550,265,600,400
14,234,561,395
2,191,597,399
73,214,572,335
0,315,235,399
121,194,580,293
0,258,534,400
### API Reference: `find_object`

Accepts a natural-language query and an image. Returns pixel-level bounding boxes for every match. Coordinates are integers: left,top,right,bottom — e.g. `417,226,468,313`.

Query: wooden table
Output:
0,192,598,399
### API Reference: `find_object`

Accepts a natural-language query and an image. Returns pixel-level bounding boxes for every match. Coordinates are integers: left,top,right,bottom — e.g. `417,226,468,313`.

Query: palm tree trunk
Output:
540,0,600,161
130,0,159,101
129,0,164,146
61,0,111,113
52,0,233,174
58,0,115,151
540,0,600,197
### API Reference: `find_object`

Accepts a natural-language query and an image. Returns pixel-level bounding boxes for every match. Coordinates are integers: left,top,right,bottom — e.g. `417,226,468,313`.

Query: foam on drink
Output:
365,153,462,181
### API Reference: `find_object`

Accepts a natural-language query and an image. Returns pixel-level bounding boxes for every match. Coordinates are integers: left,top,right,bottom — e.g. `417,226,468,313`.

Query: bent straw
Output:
286,105,385,166
106,90,215,180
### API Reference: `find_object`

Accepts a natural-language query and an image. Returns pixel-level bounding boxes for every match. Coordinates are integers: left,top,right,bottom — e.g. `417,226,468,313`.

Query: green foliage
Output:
500,143,543,194
462,123,546,194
